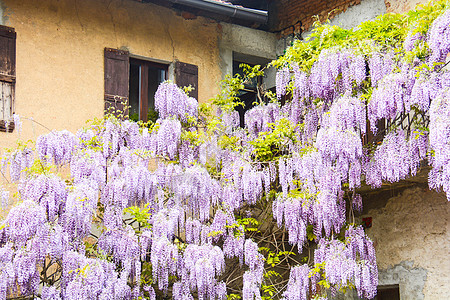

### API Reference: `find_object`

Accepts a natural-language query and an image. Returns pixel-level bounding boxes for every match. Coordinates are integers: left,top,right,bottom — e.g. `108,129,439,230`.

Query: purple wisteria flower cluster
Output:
2,4,450,300
313,226,377,299
155,82,198,121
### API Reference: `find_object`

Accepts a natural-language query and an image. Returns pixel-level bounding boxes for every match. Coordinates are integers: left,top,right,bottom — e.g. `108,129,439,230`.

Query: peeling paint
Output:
378,261,427,300
363,187,450,299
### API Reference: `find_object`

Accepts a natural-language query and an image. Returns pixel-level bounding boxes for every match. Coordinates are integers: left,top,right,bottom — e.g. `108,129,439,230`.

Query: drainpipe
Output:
167,0,268,24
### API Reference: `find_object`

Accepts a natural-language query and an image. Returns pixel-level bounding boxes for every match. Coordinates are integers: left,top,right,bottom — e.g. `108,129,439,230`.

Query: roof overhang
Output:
166,0,268,24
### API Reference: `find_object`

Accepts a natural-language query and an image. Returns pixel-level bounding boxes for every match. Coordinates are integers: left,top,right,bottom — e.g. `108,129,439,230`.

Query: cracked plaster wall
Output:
0,0,222,149
361,187,449,299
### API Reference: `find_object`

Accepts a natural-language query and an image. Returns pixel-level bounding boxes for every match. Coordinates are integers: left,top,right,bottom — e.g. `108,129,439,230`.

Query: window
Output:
0,25,16,133
374,285,400,300
232,52,271,127
129,58,167,122
104,48,198,121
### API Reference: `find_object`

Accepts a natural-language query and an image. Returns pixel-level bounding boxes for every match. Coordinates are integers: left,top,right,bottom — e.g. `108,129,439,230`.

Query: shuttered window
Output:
104,48,129,119
0,25,16,133
104,49,198,120
175,61,198,100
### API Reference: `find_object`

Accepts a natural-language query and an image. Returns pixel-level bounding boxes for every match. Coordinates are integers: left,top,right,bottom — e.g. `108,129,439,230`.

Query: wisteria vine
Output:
1,2,450,300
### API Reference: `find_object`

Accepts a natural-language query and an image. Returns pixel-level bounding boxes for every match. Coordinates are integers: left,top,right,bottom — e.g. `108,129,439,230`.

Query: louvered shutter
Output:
104,48,129,119
175,61,198,100
0,25,16,133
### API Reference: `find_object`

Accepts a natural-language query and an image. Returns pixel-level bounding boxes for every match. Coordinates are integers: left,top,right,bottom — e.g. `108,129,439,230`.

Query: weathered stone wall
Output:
361,187,449,299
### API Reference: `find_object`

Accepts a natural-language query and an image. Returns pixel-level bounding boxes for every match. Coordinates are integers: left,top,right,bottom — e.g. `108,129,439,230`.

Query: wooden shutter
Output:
175,61,198,100
0,25,16,133
104,48,129,118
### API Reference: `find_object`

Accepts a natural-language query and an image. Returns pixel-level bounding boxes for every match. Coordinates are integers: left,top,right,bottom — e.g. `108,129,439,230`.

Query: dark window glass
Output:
129,58,167,122
374,285,400,300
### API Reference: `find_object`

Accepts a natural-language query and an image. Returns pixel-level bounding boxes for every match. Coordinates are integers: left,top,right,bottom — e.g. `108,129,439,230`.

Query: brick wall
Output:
272,0,362,37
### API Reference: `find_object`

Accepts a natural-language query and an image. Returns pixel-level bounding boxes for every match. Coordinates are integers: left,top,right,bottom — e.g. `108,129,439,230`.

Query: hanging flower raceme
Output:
0,200,52,298
8,147,33,182
97,226,141,281
219,109,240,133
309,50,339,101
428,9,450,64
321,94,366,134
179,140,200,168
276,67,290,99
101,119,126,159
70,148,106,188
315,101,364,189
345,226,378,299
282,264,310,300
122,164,157,207
245,102,282,137
0,243,16,300
41,285,61,300
12,114,22,134
428,89,450,199
155,81,198,121
179,244,226,300
62,251,130,300
0,187,9,209
63,179,98,241
156,118,182,160
404,31,425,52
152,206,185,241
272,195,308,249
293,64,310,102
174,164,220,221
316,127,363,171
241,239,265,300
368,72,411,133
185,218,203,245
1,200,48,248
242,164,263,205
242,270,262,300
368,51,395,87
121,120,142,150
150,236,181,292
314,226,377,299
208,210,235,243
20,174,67,222
36,130,78,165
365,129,412,186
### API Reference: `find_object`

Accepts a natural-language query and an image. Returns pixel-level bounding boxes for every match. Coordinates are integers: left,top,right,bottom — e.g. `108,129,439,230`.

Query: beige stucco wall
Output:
0,0,222,149
362,187,449,299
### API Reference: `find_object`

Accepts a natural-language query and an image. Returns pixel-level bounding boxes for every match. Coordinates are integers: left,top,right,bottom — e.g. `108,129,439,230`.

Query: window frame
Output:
104,48,198,121
0,25,16,133
129,57,168,122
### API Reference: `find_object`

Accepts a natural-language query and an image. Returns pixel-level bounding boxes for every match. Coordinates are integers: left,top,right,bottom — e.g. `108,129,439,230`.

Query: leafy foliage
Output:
1,2,450,300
